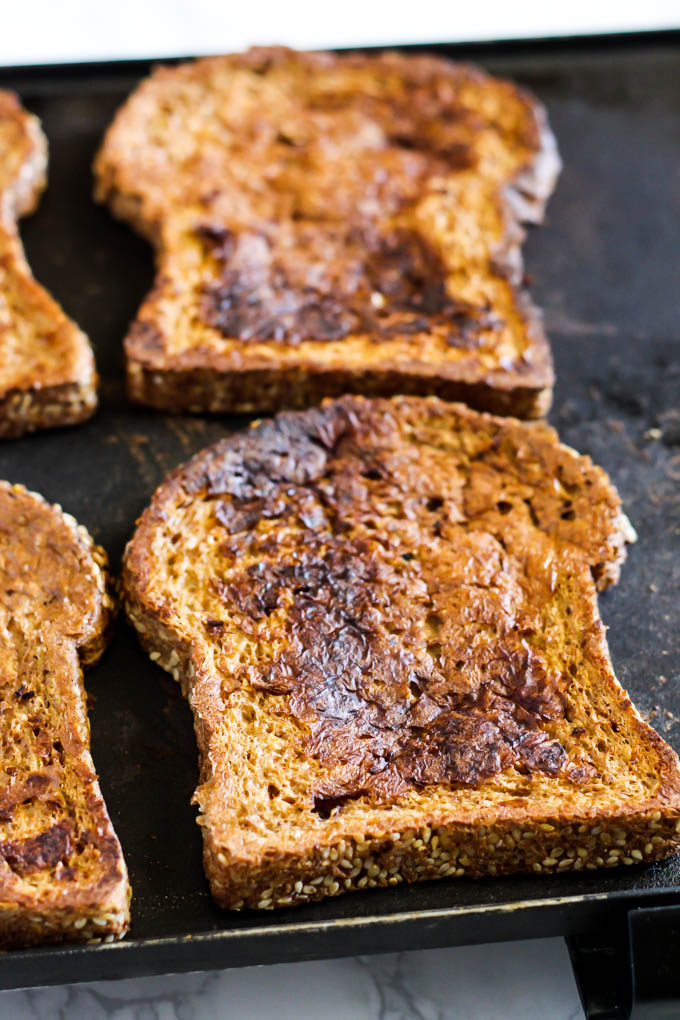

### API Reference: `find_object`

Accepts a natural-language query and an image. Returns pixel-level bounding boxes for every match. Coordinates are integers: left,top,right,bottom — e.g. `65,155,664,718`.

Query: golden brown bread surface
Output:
0,483,129,947
94,48,560,418
123,396,680,912
0,91,97,438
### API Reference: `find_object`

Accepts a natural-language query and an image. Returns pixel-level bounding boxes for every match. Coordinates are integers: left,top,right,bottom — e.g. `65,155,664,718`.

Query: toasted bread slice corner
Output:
0,482,129,946
0,91,97,438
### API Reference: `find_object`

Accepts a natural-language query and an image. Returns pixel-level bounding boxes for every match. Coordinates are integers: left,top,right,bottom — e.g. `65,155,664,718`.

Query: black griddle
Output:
0,31,678,1017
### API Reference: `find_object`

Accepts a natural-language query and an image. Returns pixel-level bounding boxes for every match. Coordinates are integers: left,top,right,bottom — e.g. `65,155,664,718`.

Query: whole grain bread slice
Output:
0,483,129,947
122,395,680,911
94,47,560,419
0,91,97,437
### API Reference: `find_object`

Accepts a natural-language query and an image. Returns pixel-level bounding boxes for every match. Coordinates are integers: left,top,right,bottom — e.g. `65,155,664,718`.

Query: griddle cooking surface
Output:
0,33,678,989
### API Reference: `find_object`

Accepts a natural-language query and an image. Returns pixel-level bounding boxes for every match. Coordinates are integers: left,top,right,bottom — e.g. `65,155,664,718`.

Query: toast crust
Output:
95,48,560,418
122,396,680,911
0,91,97,437
0,483,129,947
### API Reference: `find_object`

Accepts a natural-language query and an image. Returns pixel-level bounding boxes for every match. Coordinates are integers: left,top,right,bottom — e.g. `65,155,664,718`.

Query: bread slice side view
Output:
122,395,680,911
0,91,97,438
0,483,129,947
95,48,560,418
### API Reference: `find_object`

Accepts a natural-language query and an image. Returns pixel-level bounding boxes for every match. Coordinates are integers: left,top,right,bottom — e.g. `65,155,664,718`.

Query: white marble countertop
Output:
0,938,583,1019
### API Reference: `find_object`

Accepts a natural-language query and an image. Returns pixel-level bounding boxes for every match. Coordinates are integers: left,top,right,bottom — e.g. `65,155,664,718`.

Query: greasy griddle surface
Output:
0,37,678,961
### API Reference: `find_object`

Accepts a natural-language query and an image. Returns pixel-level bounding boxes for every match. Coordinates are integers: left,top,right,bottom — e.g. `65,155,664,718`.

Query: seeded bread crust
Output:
0,91,97,438
122,396,680,911
95,48,560,418
0,483,129,947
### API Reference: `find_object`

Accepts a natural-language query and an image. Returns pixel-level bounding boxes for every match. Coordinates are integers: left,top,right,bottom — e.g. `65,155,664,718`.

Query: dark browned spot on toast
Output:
217,533,568,803
1,819,74,876
185,397,628,806
198,225,501,347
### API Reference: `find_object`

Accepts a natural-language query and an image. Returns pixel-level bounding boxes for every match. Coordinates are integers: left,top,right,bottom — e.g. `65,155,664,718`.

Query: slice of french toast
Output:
0,91,97,438
122,396,680,911
95,47,560,418
0,483,129,946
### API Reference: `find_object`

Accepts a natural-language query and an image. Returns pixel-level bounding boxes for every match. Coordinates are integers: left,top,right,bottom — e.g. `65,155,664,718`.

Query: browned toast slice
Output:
122,395,680,912
0,483,129,946
94,48,560,418
0,91,97,437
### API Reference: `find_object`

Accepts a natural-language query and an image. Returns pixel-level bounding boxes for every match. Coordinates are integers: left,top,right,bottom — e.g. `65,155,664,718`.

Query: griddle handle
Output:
567,905,680,1019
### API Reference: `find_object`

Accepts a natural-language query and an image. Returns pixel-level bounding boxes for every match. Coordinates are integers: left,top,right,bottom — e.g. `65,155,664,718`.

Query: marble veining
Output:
0,939,583,1019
